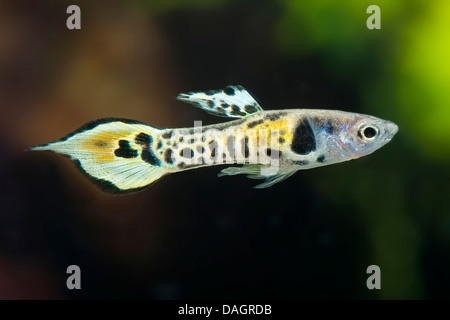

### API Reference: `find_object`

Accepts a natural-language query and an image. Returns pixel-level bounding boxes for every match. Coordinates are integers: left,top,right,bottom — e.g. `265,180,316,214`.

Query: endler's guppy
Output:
31,85,398,193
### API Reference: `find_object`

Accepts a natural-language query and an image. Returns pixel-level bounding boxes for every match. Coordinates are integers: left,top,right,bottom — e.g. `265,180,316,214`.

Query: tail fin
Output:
30,118,166,194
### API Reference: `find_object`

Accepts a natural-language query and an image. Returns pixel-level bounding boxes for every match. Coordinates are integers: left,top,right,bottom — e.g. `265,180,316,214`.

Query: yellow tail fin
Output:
31,118,166,194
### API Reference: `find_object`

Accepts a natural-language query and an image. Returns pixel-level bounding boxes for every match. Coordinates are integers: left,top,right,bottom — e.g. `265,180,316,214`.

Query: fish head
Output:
325,111,399,160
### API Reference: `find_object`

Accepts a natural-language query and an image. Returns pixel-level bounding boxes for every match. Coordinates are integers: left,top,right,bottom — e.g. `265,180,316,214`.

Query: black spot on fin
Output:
223,86,235,96
115,140,138,159
176,85,263,118
142,149,161,166
135,132,151,146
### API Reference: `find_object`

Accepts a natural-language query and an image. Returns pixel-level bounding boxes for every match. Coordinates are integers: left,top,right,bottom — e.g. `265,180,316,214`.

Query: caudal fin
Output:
30,118,166,194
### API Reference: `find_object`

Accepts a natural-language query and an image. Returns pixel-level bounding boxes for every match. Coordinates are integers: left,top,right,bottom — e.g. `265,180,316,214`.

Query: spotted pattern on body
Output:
153,111,295,171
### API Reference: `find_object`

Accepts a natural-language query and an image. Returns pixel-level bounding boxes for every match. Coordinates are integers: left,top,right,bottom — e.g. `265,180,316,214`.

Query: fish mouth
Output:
384,121,399,141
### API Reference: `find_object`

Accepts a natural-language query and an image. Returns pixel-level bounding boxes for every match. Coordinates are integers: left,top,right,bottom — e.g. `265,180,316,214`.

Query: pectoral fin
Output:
218,164,264,177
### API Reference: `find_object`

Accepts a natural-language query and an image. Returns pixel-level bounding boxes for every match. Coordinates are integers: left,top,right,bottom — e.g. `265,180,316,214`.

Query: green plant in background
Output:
137,0,450,299
276,0,450,158
275,0,450,299
396,0,450,159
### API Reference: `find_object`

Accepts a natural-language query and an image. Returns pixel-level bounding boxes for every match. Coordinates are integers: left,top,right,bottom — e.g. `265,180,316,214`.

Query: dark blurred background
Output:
0,0,449,299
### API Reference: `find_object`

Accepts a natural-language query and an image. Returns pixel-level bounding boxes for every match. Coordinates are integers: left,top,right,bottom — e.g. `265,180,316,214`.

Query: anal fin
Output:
219,164,297,189
252,171,297,189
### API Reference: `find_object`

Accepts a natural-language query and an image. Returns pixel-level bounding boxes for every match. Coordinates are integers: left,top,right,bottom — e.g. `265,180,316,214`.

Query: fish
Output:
30,85,399,193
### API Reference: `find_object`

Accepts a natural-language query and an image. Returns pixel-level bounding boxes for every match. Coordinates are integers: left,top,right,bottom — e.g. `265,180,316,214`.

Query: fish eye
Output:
358,125,379,141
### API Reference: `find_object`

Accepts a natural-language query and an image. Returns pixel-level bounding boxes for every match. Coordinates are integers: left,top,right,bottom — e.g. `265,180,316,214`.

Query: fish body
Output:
31,86,398,193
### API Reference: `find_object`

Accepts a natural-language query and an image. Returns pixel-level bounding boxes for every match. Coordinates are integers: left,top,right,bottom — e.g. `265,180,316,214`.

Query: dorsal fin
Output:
177,85,263,118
